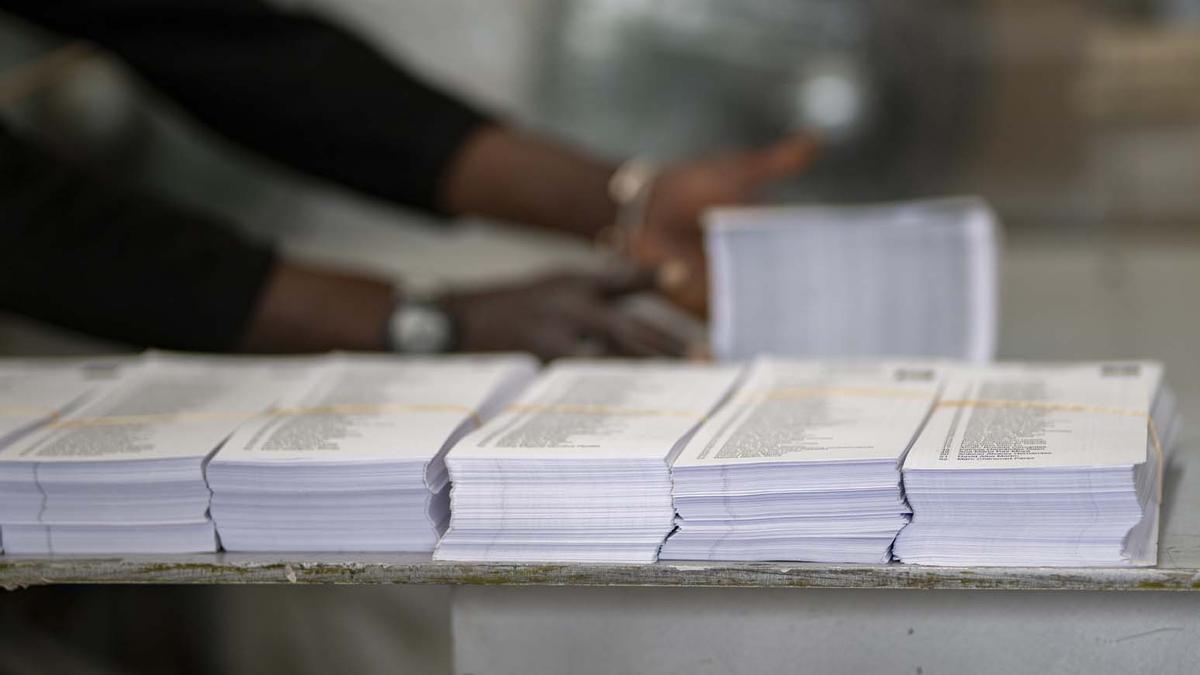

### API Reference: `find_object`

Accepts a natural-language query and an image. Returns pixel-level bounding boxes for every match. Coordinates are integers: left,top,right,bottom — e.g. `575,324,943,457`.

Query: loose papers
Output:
0,354,308,554
706,196,1000,362
894,362,1179,567
207,353,537,552
660,357,942,563
435,360,742,563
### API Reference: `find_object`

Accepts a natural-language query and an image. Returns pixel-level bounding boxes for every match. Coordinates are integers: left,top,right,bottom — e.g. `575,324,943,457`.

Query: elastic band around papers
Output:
757,386,934,401
504,403,704,418
49,410,259,428
0,406,61,417
936,398,1165,504
47,403,482,429
270,403,482,428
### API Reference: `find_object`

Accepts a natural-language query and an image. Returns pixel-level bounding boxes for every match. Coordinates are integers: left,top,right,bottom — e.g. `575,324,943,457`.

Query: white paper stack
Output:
0,364,112,551
207,353,538,552
706,196,1000,362
0,354,310,554
660,358,942,563
435,360,742,563
894,361,1180,567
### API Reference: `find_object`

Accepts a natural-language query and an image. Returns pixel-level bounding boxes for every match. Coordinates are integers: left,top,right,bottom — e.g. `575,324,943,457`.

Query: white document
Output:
436,360,743,563
0,369,100,448
208,353,538,552
904,362,1162,471
451,360,743,462
706,196,999,362
0,355,309,469
896,361,1176,567
211,353,537,487
662,358,942,563
675,358,943,470
0,354,318,553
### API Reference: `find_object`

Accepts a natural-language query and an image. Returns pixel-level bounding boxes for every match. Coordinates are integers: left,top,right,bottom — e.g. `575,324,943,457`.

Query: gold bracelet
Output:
601,157,658,255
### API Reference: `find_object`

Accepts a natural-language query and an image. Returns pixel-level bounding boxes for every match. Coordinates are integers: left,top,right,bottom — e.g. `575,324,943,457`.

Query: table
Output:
2,235,1200,674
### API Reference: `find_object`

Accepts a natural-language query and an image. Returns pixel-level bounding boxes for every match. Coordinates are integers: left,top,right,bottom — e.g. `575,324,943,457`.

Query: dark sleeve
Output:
2,0,491,214
0,126,276,351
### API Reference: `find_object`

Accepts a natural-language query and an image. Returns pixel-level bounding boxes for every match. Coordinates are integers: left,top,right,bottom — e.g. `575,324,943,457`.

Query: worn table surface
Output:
2,237,1199,592
0,552,1198,591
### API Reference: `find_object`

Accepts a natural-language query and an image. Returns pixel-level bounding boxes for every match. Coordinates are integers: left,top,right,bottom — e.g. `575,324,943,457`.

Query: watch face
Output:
393,304,452,354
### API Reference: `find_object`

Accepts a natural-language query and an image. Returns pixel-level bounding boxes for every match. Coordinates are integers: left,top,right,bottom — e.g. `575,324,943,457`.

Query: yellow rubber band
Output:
757,386,933,402
504,403,703,418
48,402,482,429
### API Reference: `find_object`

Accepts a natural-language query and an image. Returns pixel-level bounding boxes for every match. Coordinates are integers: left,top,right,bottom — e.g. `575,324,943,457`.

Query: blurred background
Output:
1,0,1198,354
1,1,1198,673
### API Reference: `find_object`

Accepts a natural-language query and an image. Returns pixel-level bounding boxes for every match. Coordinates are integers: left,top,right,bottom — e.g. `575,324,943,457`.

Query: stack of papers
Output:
660,358,942,563
0,364,109,551
207,354,537,552
894,361,1180,567
435,361,742,563
0,355,307,554
706,196,1000,362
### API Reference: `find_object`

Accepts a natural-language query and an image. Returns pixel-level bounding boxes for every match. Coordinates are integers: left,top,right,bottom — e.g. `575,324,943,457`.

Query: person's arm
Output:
6,0,816,317
443,126,817,313
1,125,678,357
0,124,379,351
241,262,683,359
3,0,487,214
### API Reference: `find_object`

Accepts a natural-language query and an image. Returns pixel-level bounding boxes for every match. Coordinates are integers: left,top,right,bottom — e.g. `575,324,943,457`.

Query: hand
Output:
630,134,817,315
441,268,687,361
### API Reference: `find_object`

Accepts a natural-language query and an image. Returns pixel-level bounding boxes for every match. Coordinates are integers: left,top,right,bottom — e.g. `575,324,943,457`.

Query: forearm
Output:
239,263,392,353
0,126,278,351
442,126,617,238
6,0,488,214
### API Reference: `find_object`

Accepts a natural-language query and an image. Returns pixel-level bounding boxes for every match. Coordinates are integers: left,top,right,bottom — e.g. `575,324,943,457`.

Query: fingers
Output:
535,311,682,360
558,292,687,358
594,265,658,298
656,259,691,297
531,268,693,357
736,133,818,184
530,325,592,361
588,308,687,357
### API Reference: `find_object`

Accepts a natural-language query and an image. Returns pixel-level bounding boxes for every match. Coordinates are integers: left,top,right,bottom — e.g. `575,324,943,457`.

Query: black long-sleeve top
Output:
0,0,490,350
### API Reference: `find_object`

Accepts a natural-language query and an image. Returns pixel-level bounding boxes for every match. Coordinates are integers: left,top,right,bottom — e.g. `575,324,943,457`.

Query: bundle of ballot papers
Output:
0,363,119,551
660,358,941,563
207,354,537,552
0,354,306,554
894,362,1179,567
706,196,1000,362
435,361,742,563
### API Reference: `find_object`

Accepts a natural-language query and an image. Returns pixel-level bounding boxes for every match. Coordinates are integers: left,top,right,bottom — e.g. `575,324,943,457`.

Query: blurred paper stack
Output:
208,354,537,552
895,362,1179,567
660,358,942,563
436,361,742,563
706,196,1000,363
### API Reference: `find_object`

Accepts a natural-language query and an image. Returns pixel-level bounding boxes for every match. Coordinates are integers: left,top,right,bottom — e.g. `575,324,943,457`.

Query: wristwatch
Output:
387,293,457,354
